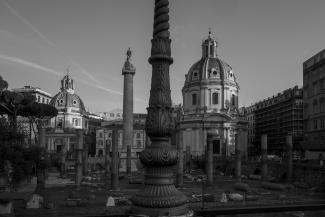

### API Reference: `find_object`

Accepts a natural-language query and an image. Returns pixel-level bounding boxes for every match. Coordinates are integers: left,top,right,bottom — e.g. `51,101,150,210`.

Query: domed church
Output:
46,71,89,155
178,31,248,158
49,72,87,130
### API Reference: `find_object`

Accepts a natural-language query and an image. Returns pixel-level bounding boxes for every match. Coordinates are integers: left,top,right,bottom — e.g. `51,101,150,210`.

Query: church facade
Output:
178,32,248,158
46,73,88,159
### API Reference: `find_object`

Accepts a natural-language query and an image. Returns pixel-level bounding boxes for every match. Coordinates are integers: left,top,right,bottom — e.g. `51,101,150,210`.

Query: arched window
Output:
212,92,219,105
192,93,197,105
210,45,214,56
231,94,236,106
56,118,63,129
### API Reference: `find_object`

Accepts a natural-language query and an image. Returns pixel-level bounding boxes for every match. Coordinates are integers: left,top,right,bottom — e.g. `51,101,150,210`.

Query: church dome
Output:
182,30,240,115
49,73,86,115
184,31,237,87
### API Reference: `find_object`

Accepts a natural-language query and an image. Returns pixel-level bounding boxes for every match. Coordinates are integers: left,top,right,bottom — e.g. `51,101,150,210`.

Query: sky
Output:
1,0,325,113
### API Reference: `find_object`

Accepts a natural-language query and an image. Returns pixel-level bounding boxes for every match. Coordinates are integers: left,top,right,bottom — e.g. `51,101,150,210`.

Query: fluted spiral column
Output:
131,1,191,216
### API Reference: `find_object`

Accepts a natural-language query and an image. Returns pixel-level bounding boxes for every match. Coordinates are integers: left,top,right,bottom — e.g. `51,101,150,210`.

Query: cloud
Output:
80,81,146,103
0,53,146,103
1,0,102,86
0,53,62,76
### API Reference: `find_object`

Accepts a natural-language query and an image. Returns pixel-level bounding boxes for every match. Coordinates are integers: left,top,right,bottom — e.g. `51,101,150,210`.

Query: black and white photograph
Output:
0,0,325,216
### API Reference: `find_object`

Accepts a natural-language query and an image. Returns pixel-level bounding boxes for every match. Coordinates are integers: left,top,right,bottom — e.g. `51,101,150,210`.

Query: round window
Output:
73,100,77,105
59,99,64,104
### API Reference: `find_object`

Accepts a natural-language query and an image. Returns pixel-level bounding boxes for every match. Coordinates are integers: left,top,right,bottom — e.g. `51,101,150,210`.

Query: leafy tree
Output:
0,119,33,188
20,102,58,124
0,75,52,189
0,75,10,115
0,137,48,188
19,102,58,143
0,76,35,131
1,91,35,131
0,75,8,93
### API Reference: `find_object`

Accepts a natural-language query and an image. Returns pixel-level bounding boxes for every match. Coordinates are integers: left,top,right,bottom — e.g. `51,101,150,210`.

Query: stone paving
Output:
11,170,325,217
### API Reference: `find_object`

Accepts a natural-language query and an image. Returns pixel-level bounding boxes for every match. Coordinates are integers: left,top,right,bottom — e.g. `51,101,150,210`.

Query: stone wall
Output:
213,158,325,187
242,162,325,187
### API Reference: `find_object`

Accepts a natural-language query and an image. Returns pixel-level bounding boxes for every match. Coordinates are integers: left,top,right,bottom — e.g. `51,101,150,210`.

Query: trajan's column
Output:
131,0,191,216
122,48,135,177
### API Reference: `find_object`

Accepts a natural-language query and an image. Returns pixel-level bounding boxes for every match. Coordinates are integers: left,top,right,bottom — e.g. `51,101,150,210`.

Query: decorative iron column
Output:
131,1,191,216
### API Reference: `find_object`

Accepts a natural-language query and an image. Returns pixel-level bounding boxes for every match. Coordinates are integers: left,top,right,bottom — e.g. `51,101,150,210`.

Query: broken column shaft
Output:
75,129,83,189
261,134,268,181
36,126,46,191
83,138,88,175
206,135,214,186
111,127,119,190
286,134,293,183
235,132,242,182
176,131,184,187
186,146,191,172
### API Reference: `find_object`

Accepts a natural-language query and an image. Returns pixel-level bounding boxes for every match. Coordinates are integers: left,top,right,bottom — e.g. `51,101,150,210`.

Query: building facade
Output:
252,86,303,155
179,31,248,159
302,49,325,159
98,108,123,121
13,86,52,145
95,113,147,171
242,105,256,156
86,113,103,156
12,85,52,104
46,73,89,158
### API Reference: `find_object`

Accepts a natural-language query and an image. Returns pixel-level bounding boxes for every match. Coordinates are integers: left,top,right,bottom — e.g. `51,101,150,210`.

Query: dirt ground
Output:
13,170,325,217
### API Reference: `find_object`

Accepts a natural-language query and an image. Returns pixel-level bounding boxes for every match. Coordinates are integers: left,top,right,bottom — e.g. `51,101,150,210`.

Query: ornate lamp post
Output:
131,0,191,216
